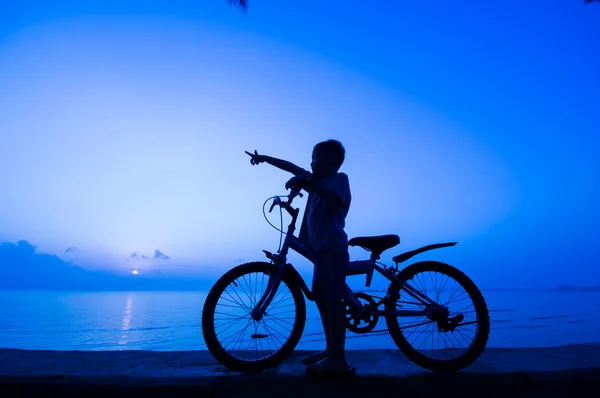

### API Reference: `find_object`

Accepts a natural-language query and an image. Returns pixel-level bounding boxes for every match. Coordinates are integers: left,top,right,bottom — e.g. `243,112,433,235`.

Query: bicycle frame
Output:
250,191,445,322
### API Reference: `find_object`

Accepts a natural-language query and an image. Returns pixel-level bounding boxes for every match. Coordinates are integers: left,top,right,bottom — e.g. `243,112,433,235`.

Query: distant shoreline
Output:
482,285,600,292
1,285,599,293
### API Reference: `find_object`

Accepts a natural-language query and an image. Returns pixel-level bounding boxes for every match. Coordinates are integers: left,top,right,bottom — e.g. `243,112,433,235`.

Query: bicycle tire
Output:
385,261,490,372
202,261,306,373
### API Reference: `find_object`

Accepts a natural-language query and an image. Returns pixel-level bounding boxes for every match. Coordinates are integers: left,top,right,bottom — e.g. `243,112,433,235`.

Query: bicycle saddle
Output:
348,234,400,254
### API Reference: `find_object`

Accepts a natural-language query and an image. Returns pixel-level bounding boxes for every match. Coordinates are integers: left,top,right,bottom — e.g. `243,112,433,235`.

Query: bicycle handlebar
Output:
268,188,303,214
288,188,303,203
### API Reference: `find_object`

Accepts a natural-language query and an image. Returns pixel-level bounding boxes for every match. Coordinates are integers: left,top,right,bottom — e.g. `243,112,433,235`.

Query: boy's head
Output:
311,139,345,177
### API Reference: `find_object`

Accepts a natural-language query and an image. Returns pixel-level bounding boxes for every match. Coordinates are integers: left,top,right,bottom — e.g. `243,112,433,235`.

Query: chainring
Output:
344,292,380,334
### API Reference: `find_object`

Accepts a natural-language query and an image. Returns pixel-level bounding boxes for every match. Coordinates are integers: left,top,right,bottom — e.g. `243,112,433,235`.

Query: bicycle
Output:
201,187,490,374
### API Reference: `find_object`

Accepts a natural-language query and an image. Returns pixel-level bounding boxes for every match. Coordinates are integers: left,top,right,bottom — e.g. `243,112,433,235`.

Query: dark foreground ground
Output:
3,369,600,398
1,344,599,397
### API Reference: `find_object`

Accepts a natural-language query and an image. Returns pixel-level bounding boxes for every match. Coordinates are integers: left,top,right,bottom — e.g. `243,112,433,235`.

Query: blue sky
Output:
0,1,598,289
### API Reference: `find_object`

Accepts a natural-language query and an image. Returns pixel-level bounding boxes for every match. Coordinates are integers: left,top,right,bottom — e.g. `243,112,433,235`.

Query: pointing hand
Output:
245,150,265,166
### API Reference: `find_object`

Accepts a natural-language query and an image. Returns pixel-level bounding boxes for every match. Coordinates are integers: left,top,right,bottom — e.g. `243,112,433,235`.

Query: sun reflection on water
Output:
118,293,134,347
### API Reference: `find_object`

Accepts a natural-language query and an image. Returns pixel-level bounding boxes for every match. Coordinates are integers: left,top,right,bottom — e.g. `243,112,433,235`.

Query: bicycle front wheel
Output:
385,261,490,372
201,261,306,373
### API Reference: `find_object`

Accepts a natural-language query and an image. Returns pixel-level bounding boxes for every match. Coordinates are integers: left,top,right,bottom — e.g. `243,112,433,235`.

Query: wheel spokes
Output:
396,270,479,361
212,271,298,363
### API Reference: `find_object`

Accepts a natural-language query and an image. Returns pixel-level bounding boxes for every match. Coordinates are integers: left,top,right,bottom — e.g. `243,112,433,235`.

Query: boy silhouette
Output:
245,139,355,377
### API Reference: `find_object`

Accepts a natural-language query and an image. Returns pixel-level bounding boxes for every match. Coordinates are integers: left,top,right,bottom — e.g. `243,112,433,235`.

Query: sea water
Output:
0,289,598,351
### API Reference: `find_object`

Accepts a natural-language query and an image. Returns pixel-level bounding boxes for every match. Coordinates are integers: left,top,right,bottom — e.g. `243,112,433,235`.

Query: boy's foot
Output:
301,351,328,365
306,362,356,379
305,358,356,379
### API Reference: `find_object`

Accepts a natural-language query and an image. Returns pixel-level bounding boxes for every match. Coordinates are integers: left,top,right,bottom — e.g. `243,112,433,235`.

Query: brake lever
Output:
268,197,281,213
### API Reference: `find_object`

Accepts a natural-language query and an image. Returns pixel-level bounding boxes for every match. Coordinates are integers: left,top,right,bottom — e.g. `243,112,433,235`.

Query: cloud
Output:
1,240,106,289
154,250,170,260
127,252,149,260
127,250,170,261
0,240,209,291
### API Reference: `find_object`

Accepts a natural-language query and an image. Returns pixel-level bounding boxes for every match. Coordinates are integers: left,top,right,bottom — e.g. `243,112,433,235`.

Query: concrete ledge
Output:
1,344,599,397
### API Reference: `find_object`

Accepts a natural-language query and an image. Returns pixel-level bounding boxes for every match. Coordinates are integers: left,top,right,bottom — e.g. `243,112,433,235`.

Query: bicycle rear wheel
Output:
385,261,490,372
202,261,306,373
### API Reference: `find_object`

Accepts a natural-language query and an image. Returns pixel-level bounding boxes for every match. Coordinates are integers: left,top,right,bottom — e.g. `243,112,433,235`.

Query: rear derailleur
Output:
427,304,465,332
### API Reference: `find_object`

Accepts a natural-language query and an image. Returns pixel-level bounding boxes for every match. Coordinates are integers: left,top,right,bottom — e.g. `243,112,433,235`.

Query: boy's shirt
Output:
298,172,351,253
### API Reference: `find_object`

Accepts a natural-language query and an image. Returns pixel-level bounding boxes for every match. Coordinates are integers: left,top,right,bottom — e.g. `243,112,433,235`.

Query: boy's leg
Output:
325,250,349,370
327,300,348,369
301,279,331,365
307,250,351,372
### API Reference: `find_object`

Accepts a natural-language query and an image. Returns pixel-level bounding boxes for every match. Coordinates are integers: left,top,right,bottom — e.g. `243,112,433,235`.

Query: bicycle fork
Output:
250,261,284,321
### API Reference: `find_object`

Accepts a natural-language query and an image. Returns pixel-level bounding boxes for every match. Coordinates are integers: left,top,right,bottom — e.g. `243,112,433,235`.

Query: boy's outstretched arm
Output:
245,150,308,176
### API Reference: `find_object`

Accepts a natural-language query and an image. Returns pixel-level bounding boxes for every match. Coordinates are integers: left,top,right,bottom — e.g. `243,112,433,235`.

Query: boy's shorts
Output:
312,250,349,304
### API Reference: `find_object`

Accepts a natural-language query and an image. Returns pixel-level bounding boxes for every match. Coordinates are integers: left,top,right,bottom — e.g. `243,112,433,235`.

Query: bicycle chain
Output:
350,293,427,334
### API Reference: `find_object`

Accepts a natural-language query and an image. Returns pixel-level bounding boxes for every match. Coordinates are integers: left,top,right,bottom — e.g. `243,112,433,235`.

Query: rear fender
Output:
392,242,457,264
